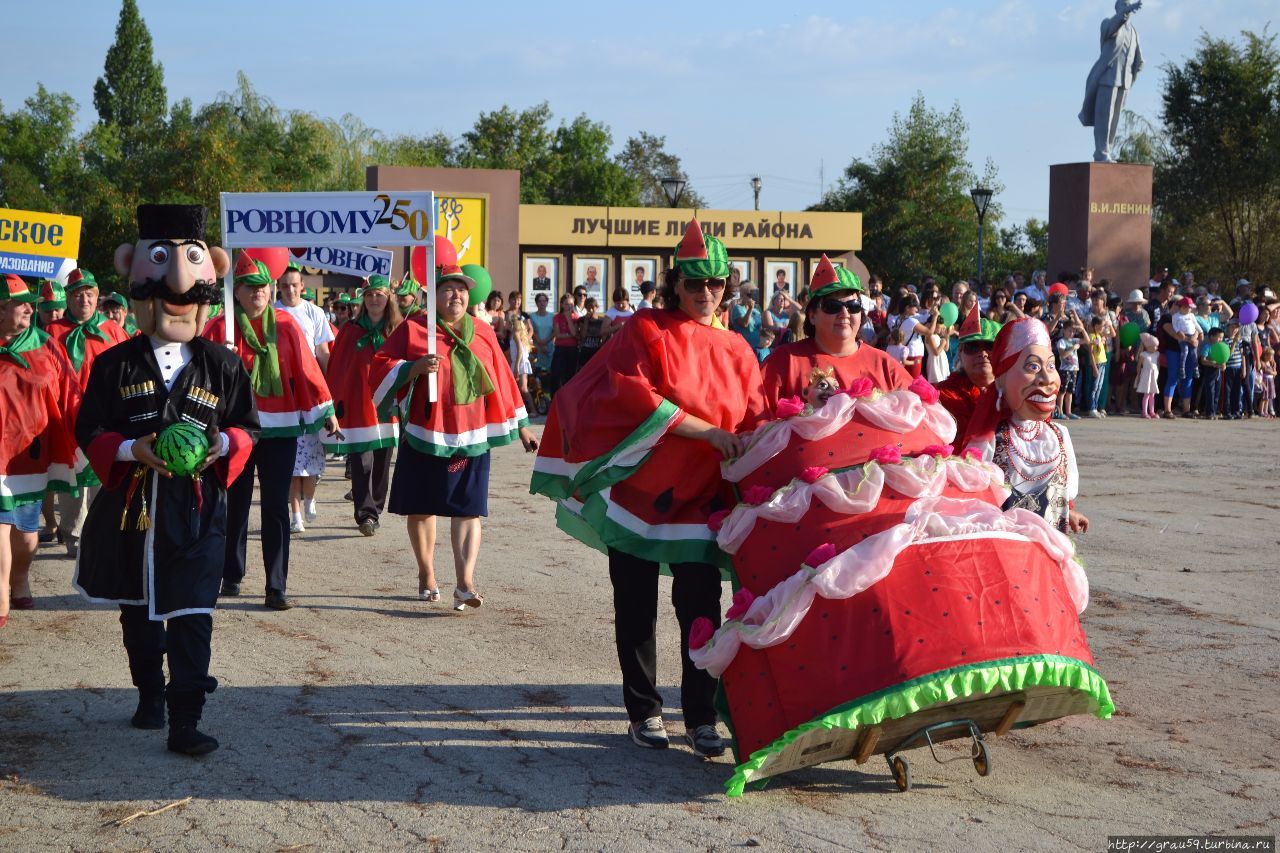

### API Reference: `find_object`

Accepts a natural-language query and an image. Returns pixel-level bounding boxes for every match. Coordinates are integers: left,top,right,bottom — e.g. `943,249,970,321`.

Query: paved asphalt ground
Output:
1,417,1277,851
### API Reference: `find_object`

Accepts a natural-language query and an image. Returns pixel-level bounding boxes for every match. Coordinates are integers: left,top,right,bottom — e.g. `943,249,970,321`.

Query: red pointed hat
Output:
957,303,982,338
234,251,259,278
808,254,840,292
676,219,709,262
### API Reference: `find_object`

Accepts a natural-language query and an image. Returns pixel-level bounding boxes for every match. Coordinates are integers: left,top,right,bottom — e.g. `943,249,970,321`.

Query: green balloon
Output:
154,422,210,477
1209,341,1231,366
1119,322,1141,348
939,302,959,326
460,263,492,306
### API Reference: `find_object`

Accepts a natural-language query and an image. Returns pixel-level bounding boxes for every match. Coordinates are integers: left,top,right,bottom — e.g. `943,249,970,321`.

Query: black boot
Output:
166,690,218,756
131,692,166,730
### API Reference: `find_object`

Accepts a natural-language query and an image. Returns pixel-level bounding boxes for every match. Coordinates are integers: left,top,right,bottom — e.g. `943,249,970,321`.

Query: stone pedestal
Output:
1047,162,1153,291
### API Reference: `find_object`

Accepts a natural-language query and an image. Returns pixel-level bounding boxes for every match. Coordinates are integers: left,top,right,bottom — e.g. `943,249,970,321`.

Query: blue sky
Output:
3,0,1274,223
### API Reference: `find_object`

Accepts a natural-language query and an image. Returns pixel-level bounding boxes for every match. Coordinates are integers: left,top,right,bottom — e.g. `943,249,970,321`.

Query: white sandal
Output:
418,587,440,602
452,588,483,611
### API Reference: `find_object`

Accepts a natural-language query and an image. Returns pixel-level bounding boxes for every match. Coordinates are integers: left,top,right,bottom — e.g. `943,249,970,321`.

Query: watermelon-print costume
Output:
46,313,131,389
0,326,88,510
202,310,334,438
691,377,1112,795
530,307,765,567
368,313,527,458
324,319,399,454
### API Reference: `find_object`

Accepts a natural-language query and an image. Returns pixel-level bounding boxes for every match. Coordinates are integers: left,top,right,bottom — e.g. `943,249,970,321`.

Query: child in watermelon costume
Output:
74,205,259,756
1,275,85,628
689,325,1111,794
323,275,403,536
531,220,765,757
369,265,536,609
935,304,1000,441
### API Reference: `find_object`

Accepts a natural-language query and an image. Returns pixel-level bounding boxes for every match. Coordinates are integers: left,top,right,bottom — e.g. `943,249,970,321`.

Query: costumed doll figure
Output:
531,219,765,758
323,274,402,535
802,366,841,412
1,275,84,628
370,264,536,608
202,254,337,610
964,318,1089,534
73,204,259,755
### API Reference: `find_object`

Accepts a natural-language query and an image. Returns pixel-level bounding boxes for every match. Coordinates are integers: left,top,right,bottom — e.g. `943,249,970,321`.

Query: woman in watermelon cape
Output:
45,268,131,558
530,219,765,758
933,304,1001,440
964,317,1089,534
757,256,912,418
203,254,338,611
323,274,403,537
369,264,536,609
73,203,259,755
37,279,66,328
0,275,85,628
395,274,423,319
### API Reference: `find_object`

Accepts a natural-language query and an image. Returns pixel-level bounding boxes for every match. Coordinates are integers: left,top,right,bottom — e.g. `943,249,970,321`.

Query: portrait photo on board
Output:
573,256,609,307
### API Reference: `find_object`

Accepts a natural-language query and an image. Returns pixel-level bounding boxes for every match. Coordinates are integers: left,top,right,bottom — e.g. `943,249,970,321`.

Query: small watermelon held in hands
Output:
155,423,210,477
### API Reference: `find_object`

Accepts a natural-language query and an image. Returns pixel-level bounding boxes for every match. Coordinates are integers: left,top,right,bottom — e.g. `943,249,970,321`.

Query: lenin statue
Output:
1079,0,1144,163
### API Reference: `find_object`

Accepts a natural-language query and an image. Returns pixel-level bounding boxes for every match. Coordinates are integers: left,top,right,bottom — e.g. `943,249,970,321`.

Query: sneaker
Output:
304,499,318,523
629,716,669,749
358,519,377,537
1086,410,1101,418
289,517,306,534
685,724,726,759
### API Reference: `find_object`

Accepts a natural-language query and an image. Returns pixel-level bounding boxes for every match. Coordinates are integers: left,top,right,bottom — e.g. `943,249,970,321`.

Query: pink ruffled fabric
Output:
722,389,958,483
715,455,1009,554
691,494,1088,678
775,396,805,418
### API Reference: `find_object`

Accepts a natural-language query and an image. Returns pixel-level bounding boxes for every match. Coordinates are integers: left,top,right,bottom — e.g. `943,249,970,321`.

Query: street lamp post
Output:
969,186,994,284
660,176,687,208
751,176,762,210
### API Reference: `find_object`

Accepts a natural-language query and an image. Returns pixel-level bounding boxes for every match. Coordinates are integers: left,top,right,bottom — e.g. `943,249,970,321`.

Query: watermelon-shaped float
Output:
691,376,1113,795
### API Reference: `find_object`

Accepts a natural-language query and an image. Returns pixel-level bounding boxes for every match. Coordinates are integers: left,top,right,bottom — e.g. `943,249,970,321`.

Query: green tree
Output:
456,103,558,203
0,86,81,213
616,132,705,208
812,94,1001,284
369,132,456,171
547,115,638,206
986,217,1049,281
1159,29,1280,282
93,0,167,141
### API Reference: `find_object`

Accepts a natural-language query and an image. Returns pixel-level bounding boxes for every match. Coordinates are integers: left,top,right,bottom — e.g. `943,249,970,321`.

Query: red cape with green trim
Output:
530,308,765,566
368,314,528,458
0,333,86,509
324,321,398,453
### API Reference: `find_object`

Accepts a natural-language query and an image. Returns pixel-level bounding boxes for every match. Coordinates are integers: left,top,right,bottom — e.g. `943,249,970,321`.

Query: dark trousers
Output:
224,436,295,594
549,346,578,393
1200,368,1222,415
119,605,216,726
607,548,722,729
350,446,392,524
1225,365,1245,416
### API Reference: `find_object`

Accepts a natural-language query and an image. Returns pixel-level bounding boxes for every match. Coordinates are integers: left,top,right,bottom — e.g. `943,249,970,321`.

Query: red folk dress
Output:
324,319,398,454
202,310,334,439
531,307,765,568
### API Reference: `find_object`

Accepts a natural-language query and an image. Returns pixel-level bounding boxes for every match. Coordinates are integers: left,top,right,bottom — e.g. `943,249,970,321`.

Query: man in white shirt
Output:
275,265,333,371
274,264,334,531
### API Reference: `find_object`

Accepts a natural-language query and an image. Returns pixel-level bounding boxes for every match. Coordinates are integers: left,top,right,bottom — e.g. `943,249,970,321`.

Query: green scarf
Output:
0,324,48,369
236,305,284,398
354,312,386,351
438,313,495,405
64,311,109,370
123,315,139,337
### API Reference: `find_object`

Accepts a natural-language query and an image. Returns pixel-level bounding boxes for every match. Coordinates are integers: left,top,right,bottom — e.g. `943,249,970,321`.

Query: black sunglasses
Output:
682,278,727,293
961,341,994,354
820,297,864,315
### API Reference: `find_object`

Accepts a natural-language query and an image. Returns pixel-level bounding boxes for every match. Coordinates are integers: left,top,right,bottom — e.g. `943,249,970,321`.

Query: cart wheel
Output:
889,756,912,792
973,740,991,777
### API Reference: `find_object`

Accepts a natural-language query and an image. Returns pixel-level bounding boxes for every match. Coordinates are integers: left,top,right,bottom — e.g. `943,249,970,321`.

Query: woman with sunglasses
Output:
759,256,911,414
532,220,764,758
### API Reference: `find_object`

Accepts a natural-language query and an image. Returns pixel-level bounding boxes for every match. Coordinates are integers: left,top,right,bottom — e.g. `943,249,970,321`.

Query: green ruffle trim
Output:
529,399,681,503
555,497,732,579
723,654,1113,797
